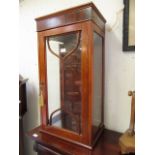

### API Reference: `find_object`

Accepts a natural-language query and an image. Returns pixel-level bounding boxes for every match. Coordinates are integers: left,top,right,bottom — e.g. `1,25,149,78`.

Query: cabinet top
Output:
35,2,106,32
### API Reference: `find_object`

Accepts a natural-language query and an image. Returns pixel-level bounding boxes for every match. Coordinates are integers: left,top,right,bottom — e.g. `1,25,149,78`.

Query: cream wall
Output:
19,0,135,155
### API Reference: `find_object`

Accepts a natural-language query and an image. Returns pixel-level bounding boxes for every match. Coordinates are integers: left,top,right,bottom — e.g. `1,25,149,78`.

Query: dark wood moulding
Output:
35,2,106,32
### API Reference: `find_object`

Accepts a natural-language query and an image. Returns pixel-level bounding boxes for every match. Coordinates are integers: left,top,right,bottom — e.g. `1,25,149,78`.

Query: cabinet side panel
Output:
92,32,103,137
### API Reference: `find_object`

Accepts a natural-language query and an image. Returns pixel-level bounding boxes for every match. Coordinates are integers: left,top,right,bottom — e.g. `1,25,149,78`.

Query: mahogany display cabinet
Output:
29,2,106,150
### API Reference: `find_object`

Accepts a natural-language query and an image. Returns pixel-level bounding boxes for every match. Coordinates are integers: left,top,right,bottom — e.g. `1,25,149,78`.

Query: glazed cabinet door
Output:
38,23,89,144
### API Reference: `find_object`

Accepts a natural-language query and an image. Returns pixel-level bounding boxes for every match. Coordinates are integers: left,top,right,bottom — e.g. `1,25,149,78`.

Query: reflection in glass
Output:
92,32,103,138
46,32,82,133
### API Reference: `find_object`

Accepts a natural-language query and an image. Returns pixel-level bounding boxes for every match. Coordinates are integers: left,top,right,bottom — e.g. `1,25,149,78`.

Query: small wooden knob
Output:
128,91,135,96
128,91,133,96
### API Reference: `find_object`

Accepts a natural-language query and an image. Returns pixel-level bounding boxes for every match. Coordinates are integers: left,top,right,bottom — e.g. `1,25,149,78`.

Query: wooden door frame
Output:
37,22,91,147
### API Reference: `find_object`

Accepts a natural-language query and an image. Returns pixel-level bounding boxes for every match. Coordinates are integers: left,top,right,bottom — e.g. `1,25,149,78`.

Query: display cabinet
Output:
31,2,106,149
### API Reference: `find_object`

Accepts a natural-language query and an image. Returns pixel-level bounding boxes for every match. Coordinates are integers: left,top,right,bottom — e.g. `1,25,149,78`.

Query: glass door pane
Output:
46,32,82,134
